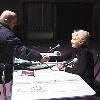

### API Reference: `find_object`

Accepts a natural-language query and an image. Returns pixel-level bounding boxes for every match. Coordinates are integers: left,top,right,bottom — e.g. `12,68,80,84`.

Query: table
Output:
11,65,95,100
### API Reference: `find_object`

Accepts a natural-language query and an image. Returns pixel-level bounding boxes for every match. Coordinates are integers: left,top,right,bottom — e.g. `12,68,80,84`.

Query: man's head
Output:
71,30,90,48
0,10,17,29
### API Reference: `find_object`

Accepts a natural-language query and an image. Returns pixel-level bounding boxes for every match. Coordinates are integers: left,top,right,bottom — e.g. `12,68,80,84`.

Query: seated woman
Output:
58,30,94,88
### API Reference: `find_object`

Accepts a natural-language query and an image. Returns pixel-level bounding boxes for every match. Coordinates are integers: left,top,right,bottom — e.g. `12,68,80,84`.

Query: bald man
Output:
0,10,49,100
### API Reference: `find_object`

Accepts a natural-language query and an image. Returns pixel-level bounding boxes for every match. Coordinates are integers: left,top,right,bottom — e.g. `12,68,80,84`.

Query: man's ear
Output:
4,18,8,24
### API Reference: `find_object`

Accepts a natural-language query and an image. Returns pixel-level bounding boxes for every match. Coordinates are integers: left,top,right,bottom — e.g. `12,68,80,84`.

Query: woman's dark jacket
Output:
60,45,94,88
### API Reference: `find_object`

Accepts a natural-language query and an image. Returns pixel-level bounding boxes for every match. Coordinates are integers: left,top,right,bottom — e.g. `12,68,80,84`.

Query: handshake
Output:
40,54,50,63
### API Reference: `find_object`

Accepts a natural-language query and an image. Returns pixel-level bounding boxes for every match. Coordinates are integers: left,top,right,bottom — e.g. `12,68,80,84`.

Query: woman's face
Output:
71,33,82,48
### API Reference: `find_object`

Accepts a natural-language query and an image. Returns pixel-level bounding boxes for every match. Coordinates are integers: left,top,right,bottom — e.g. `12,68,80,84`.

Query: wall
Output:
0,0,100,44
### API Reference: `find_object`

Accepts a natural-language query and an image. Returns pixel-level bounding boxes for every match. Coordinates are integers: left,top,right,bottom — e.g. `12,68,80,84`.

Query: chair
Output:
88,47,99,77
87,46,100,96
91,48,99,72
91,47,100,79
91,48,100,96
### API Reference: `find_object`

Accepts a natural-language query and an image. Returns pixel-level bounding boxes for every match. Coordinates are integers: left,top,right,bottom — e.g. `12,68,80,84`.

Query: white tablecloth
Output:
11,67,95,100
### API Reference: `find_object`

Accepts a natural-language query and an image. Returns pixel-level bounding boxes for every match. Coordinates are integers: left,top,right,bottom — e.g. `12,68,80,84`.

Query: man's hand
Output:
57,63,64,70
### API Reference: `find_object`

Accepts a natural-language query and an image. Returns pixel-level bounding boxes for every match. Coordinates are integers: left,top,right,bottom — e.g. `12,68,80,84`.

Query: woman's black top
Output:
60,45,94,88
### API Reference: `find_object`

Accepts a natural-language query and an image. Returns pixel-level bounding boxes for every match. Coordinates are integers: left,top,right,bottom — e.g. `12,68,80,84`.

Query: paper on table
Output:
12,80,78,95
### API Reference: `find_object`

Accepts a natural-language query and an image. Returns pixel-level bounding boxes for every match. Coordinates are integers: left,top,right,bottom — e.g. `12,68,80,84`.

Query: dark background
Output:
0,0,100,50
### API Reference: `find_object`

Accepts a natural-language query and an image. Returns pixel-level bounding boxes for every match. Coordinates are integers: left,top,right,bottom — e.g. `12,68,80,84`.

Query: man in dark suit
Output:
0,10,49,100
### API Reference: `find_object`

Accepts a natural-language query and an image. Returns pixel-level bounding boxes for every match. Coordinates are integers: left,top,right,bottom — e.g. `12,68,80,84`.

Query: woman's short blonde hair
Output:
72,30,90,44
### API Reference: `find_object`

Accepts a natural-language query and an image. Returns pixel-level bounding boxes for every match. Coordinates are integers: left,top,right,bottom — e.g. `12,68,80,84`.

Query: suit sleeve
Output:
6,32,42,61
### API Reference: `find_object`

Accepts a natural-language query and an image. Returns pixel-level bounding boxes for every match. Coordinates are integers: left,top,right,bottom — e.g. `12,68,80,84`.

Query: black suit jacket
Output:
0,23,42,63
0,23,42,83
